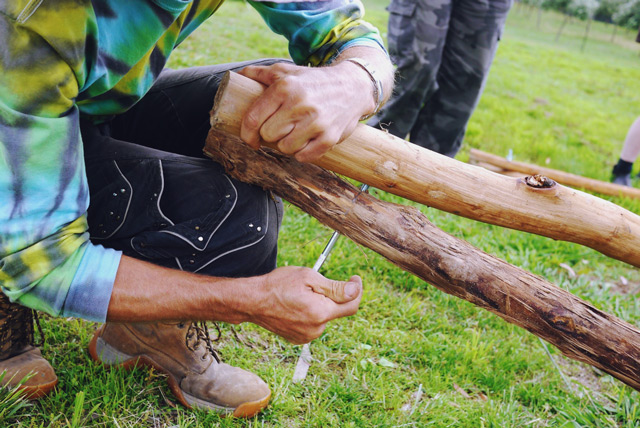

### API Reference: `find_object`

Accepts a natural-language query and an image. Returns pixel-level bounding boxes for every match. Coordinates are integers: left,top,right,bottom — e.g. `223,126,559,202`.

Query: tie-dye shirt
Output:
0,0,384,321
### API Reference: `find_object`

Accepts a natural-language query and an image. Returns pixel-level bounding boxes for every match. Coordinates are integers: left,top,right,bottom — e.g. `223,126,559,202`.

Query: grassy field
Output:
6,1,640,426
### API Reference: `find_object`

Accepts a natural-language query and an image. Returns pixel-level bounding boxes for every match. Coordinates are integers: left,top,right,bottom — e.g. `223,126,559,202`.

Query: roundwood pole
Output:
469,148,640,200
204,129,640,392
209,71,640,268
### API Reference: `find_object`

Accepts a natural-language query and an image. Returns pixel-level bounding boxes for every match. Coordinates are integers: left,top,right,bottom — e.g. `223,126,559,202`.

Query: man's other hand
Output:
248,266,363,344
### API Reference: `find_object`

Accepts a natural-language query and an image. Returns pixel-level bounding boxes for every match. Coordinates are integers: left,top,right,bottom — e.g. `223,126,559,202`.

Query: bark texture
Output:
204,129,640,392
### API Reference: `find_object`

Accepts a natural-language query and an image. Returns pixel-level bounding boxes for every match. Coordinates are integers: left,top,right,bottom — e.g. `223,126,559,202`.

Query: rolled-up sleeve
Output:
249,0,387,65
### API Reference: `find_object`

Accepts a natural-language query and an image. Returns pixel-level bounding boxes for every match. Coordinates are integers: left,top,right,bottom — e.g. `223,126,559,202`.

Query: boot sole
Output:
18,378,58,400
88,326,270,418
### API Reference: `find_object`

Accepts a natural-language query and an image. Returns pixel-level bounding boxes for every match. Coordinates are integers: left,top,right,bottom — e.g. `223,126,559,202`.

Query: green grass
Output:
7,1,640,426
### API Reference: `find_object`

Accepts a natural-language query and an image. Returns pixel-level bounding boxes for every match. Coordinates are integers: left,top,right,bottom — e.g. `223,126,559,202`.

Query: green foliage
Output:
567,0,600,20
593,0,622,23
6,2,640,426
0,373,33,423
542,0,573,13
535,0,640,28
613,0,640,28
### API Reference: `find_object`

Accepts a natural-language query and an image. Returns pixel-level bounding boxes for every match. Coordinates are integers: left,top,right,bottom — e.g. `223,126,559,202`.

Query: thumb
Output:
314,275,362,304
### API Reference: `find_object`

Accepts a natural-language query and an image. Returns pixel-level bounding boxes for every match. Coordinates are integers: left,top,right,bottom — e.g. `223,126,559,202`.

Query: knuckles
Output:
270,62,294,75
276,135,305,154
330,281,342,300
242,112,261,135
304,324,327,342
272,76,300,99
314,139,334,153
306,306,329,325
286,320,326,344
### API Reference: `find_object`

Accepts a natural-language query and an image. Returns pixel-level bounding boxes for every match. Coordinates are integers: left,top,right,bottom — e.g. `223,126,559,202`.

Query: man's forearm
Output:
106,255,363,344
106,255,254,323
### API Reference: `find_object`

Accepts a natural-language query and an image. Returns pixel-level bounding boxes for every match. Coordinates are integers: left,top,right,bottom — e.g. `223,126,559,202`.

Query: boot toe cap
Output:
181,362,270,417
0,346,58,399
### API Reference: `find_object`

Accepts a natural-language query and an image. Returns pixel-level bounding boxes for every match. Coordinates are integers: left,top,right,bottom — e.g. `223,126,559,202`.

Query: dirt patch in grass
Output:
555,357,616,407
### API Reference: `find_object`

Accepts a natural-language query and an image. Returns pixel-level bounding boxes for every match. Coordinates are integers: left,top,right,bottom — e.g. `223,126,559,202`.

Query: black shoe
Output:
612,173,631,187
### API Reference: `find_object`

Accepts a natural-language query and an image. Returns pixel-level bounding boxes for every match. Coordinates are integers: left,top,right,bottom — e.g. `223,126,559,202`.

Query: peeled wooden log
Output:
209,71,640,268
469,148,640,200
204,129,640,392
468,160,524,178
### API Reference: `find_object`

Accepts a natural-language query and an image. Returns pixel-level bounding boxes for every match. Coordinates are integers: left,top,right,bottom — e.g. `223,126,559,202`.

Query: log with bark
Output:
469,148,640,200
209,71,640,268
204,128,640,392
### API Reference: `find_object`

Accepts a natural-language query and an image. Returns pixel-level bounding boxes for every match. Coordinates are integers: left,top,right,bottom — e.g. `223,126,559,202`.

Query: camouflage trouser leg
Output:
369,0,512,157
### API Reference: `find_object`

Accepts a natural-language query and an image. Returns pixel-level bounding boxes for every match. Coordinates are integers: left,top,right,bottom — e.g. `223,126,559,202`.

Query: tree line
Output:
519,0,640,29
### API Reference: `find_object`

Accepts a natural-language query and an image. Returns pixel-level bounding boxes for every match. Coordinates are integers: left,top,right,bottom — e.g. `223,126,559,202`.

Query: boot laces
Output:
0,292,44,360
185,321,221,363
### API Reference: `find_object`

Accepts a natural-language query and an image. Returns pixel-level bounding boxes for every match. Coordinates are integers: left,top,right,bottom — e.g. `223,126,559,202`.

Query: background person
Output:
611,116,640,186
368,0,512,157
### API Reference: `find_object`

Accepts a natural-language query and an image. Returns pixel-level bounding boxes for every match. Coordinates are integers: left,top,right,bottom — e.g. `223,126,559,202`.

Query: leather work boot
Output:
0,293,58,399
89,322,271,417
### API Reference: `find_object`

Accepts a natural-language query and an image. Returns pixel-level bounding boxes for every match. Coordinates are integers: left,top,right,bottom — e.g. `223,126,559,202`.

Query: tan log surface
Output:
208,71,640,268
469,148,640,200
204,129,640,392
469,160,525,178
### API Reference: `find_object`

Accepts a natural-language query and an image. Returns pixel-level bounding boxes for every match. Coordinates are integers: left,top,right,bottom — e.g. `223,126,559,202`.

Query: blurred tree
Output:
567,0,600,50
594,0,623,22
613,0,640,29
542,0,573,12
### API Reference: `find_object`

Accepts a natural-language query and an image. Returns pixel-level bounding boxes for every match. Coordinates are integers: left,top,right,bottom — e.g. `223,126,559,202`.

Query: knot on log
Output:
525,174,556,189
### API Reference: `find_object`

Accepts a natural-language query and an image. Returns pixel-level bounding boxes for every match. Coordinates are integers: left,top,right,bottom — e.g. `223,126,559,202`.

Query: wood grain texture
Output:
208,71,640,268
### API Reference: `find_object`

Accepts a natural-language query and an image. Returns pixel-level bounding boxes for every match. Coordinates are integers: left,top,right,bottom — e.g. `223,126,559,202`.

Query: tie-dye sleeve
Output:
248,0,386,66
0,9,120,321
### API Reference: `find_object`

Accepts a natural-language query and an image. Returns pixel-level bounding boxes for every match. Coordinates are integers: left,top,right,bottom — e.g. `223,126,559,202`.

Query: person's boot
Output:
612,160,633,187
0,293,58,398
89,321,271,417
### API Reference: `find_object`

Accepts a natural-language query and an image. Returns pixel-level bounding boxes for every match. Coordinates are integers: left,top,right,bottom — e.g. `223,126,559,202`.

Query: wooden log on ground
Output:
204,128,640,393
469,148,640,200
209,71,640,268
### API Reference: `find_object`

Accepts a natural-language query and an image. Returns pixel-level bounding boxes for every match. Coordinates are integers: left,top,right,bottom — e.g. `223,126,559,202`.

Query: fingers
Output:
255,267,363,344
239,86,282,149
239,64,293,148
288,325,327,345
238,64,285,86
262,120,296,147
290,135,334,163
238,63,349,162
286,281,362,344
241,95,327,160
272,117,340,162
307,274,362,333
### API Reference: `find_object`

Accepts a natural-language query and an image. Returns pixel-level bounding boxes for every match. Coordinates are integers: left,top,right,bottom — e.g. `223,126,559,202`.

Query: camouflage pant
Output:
368,0,512,157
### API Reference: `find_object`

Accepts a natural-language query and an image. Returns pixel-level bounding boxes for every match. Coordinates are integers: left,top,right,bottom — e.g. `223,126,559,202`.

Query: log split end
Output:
210,72,232,127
